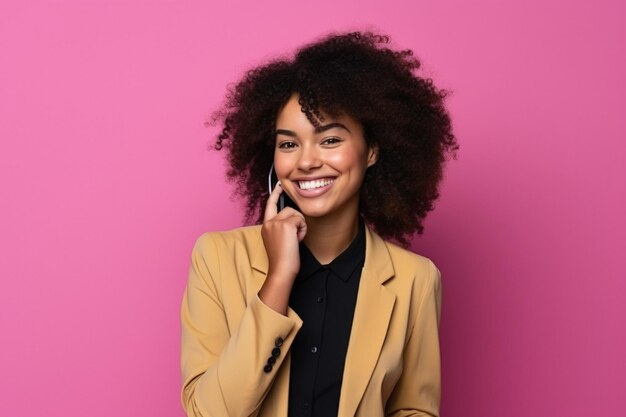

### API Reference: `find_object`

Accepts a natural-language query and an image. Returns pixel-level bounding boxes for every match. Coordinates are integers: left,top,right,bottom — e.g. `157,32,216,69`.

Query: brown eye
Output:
322,137,341,145
278,141,297,149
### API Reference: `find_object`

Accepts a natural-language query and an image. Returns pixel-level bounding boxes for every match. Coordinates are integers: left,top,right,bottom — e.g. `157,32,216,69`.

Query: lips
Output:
292,177,336,198
298,178,336,190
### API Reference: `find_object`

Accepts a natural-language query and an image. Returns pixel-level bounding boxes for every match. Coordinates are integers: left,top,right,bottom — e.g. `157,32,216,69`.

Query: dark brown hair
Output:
209,31,458,245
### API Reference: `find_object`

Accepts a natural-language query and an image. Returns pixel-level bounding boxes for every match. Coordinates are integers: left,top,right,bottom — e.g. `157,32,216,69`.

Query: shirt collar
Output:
297,217,366,283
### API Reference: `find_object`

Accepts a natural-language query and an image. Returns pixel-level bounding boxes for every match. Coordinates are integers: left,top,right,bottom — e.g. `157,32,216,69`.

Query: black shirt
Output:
287,218,366,417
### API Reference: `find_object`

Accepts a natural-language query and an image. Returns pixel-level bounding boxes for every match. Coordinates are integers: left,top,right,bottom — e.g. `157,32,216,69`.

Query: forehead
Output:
275,94,359,132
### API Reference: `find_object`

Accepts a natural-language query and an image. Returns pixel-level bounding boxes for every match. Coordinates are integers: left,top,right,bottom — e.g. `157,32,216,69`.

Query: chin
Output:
292,200,330,218
297,200,352,221
297,206,331,219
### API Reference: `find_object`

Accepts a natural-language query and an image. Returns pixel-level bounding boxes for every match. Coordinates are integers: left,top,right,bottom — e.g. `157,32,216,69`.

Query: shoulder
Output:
380,239,443,325
194,224,262,247
386,241,439,275
365,224,440,288
191,224,263,259
380,238,442,298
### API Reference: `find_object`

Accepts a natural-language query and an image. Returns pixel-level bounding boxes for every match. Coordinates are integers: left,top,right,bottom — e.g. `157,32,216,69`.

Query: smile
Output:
298,178,336,190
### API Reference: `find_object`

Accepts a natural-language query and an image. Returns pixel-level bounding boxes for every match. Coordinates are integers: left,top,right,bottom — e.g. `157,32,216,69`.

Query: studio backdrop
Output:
1,1,624,416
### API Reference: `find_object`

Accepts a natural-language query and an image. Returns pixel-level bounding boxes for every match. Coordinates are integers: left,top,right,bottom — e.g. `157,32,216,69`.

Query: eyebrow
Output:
275,122,351,137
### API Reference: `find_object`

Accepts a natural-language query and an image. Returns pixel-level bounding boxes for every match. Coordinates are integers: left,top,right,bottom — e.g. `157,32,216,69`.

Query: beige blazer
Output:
181,224,442,417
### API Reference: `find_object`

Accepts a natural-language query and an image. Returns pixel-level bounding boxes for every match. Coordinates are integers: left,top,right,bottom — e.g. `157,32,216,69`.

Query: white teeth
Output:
298,178,335,190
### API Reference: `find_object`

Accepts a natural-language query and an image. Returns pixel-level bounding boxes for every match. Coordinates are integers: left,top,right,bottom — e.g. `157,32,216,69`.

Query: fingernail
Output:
276,181,281,187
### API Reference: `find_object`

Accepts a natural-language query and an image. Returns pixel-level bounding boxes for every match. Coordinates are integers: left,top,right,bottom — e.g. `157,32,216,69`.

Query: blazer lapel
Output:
338,225,396,417
250,229,269,292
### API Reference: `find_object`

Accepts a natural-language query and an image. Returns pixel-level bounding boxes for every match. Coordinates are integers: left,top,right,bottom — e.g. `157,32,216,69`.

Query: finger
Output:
272,205,302,220
263,181,283,222
281,210,308,242
296,218,308,242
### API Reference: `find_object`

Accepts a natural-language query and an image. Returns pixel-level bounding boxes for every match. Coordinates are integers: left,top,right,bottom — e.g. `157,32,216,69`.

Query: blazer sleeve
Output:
180,233,303,417
385,259,443,417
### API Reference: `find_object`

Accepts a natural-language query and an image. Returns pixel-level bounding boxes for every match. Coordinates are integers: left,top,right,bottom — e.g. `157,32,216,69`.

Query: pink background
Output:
1,1,624,416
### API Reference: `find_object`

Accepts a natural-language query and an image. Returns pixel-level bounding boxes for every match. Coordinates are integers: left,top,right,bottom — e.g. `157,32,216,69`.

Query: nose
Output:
297,143,322,171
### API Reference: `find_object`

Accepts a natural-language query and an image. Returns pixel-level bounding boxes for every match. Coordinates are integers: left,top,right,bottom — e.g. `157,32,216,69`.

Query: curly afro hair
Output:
208,30,458,246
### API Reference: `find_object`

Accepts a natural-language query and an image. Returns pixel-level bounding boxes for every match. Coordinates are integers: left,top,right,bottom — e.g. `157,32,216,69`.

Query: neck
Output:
303,208,360,265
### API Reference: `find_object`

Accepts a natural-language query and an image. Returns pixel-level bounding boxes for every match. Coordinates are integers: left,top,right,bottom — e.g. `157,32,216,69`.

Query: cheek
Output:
273,153,291,179
326,149,369,178
326,149,360,168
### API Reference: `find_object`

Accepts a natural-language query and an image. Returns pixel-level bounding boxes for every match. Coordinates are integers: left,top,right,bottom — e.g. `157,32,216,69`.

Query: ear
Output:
367,144,379,168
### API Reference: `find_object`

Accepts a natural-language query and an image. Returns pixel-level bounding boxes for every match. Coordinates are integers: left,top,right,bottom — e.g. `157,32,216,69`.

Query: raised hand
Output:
258,182,307,315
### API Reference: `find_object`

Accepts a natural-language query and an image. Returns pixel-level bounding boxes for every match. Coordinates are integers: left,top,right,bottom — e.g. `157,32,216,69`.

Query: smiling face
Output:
274,94,378,221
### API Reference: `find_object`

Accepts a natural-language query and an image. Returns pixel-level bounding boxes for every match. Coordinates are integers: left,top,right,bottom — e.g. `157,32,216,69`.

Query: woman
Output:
181,31,458,417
